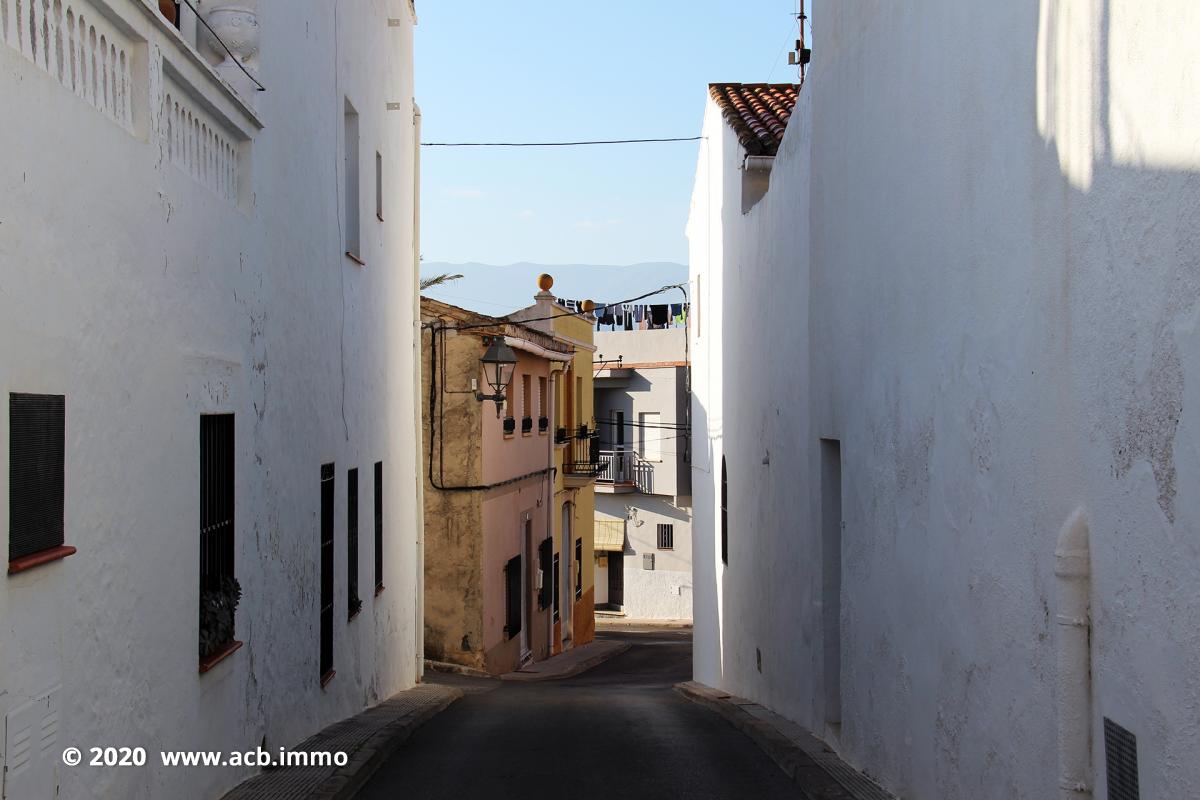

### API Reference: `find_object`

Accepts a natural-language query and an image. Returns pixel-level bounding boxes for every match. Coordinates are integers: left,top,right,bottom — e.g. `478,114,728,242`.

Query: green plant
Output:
199,576,242,660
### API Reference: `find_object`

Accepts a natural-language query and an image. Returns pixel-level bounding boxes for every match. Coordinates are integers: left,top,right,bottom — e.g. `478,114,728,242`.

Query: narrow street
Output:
357,627,801,800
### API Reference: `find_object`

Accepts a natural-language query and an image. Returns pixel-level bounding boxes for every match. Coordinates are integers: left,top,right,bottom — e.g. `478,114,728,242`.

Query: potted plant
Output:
199,575,242,660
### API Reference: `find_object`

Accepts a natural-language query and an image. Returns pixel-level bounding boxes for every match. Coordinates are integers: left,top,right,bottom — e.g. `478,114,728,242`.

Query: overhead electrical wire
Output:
421,137,702,148
178,0,266,91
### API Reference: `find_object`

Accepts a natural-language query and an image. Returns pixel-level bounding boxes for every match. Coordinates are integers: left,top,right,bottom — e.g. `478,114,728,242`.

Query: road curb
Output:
223,684,462,800
674,682,891,800
501,641,632,682
313,687,462,800
424,658,497,680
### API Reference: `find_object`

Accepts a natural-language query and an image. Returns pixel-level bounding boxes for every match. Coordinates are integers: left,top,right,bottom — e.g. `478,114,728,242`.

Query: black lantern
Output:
477,336,518,417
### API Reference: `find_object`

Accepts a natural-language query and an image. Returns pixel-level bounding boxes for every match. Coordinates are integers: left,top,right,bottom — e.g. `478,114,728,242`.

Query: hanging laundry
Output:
650,305,670,326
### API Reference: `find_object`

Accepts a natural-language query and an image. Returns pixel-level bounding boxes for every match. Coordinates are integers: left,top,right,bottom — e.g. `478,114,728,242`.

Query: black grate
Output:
374,461,383,591
9,394,66,561
504,554,522,639
199,415,234,591
347,468,359,618
319,463,335,680
657,523,674,550
1104,718,1140,800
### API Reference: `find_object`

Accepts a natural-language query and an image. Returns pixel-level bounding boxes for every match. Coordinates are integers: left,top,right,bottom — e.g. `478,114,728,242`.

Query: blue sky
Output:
415,0,803,267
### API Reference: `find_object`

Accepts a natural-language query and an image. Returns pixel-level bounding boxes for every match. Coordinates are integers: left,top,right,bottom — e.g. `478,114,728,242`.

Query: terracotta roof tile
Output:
708,83,800,157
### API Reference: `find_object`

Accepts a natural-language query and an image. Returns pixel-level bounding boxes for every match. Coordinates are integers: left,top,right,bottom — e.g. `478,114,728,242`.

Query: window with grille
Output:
199,414,236,661
657,523,674,550
575,538,582,600
319,463,335,684
721,456,729,565
522,374,532,420
347,468,360,619
538,538,552,609
504,554,522,639
374,461,383,592
538,377,548,432
9,393,66,566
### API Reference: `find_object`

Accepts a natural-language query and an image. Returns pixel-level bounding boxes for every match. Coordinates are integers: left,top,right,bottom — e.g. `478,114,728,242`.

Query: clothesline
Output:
555,298,690,331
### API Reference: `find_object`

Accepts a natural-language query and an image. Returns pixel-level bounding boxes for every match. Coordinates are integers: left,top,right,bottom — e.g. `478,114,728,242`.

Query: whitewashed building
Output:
0,1,422,798
689,3,1200,799
593,327,692,620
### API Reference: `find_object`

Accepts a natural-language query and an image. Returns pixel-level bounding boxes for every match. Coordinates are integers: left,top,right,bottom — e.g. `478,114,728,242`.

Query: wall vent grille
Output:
1104,717,1140,800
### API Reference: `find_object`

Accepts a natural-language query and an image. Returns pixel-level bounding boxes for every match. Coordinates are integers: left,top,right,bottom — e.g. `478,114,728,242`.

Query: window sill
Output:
199,639,243,674
320,669,337,688
8,545,77,575
345,251,366,266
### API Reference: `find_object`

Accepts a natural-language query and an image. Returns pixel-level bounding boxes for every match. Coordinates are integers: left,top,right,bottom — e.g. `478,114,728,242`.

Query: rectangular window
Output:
522,374,532,419
8,393,67,568
538,376,548,432
375,151,384,221
552,553,560,621
657,523,674,550
639,412,661,460
538,537,552,609
199,414,236,662
344,98,361,259
505,379,514,422
574,538,582,600
374,461,383,592
319,463,335,684
504,554,522,639
347,468,360,619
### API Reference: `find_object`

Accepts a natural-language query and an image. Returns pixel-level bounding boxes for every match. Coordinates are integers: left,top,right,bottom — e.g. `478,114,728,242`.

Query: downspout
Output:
412,102,425,679
1055,508,1093,799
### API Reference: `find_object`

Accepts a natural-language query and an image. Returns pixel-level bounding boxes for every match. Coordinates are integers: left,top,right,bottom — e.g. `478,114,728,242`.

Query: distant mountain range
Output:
420,261,688,316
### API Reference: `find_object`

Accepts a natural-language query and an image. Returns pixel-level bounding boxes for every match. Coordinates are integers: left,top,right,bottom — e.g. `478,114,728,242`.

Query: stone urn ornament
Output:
203,3,260,68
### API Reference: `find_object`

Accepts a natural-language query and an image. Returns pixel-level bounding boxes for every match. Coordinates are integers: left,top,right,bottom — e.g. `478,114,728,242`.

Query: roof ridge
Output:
708,83,801,157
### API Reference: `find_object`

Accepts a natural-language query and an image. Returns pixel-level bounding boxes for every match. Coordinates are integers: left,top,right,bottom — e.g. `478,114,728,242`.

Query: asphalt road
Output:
356,627,803,800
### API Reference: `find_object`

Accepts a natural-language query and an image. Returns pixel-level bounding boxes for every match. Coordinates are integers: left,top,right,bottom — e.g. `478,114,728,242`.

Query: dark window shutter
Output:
347,468,359,618
575,538,582,599
9,393,66,561
505,554,522,639
721,456,729,565
374,461,383,590
552,553,560,621
319,463,335,679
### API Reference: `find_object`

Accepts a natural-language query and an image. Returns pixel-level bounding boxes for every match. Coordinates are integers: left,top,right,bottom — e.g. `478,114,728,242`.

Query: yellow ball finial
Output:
537,273,554,291
582,299,596,313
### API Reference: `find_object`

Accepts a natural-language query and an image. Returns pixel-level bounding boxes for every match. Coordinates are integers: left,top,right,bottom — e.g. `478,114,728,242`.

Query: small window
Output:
721,456,728,565
574,538,582,600
375,151,384,221
347,468,361,619
319,463,335,684
657,523,674,550
538,377,548,432
504,554,522,639
521,374,532,420
374,461,383,592
343,98,361,260
504,379,514,424
639,412,661,461
8,393,67,568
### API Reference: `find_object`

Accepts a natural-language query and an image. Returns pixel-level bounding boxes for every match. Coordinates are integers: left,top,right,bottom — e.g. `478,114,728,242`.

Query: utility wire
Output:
178,0,266,92
422,137,702,148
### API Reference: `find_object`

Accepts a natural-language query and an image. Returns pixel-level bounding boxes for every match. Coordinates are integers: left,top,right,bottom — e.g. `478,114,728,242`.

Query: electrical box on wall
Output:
643,553,655,570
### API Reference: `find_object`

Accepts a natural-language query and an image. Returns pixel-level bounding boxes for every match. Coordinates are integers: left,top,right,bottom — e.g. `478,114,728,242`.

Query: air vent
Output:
1104,718,1140,800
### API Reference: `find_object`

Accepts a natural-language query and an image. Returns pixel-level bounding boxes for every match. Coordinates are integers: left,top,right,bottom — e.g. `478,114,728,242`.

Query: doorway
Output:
521,515,533,663
821,438,842,730
609,550,624,608
561,502,573,644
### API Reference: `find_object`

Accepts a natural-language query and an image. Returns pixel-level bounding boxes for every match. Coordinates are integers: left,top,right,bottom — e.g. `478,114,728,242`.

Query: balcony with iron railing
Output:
596,445,655,494
560,424,602,485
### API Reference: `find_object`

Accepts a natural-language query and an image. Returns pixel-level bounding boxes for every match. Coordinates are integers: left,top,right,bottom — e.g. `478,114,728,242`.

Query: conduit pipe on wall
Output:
1054,507,1093,799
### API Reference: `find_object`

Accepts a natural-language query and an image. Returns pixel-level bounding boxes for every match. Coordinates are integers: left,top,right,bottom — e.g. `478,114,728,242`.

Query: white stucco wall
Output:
596,494,692,621
689,3,1200,799
0,2,421,799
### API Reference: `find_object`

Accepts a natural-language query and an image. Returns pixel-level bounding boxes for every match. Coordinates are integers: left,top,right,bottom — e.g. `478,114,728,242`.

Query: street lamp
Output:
477,336,518,417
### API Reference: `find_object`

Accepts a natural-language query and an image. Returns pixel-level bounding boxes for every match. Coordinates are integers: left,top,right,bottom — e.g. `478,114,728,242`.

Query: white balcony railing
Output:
597,446,655,493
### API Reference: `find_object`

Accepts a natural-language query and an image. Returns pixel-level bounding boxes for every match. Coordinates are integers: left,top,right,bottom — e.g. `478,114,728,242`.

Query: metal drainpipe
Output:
546,368,559,656
412,102,425,679
1054,508,1093,799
